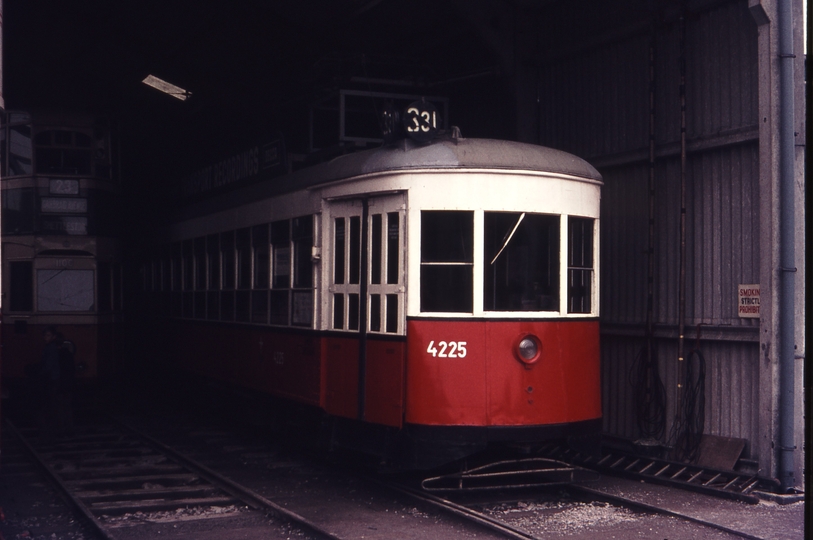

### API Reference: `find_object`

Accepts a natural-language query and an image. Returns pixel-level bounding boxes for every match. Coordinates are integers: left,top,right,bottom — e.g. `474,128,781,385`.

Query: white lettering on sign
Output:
182,146,261,198
738,284,760,318
426,340,467,358
41,197,88,213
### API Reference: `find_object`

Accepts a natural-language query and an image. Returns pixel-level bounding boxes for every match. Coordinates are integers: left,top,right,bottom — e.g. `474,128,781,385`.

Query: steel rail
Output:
377,479,538,540
391,474,769,540
567,484,768,540
5,419,118,540
9,416,343,540
112,416,343,540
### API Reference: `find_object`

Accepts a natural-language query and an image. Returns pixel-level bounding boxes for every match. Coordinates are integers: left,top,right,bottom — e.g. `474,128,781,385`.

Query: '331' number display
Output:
403,100,438,142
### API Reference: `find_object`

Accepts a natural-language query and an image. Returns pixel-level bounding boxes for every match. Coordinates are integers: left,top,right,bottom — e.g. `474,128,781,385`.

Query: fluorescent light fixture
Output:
142,74,191,101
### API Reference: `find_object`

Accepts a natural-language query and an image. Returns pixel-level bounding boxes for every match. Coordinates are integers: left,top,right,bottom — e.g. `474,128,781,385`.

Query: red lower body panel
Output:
169,319,599,435
405,319,601,427
162,319,599,469
175,323,405,427
1,322,115,381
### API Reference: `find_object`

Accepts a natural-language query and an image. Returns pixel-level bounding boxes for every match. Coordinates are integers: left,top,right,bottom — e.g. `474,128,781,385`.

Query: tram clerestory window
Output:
568,216,594,314
420,211,473,313
484,212,559,312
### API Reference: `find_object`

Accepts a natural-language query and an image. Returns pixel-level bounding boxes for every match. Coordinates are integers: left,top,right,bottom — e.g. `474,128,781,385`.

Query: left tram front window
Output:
420,211,473,313
37,269,94,311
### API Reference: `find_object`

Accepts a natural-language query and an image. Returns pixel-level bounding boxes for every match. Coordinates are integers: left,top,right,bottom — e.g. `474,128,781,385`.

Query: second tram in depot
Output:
143,110,602,468
1,111,121,400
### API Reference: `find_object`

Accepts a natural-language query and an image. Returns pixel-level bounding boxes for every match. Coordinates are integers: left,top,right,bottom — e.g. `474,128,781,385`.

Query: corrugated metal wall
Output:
537,1,763,459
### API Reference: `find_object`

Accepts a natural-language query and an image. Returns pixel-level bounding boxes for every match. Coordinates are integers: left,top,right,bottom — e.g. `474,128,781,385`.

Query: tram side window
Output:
8,121,33,176
159,245,171,314
291,216,314,327
182,239,194,318
251,224,270,324
220,231,236,321
9,261,34,312
269,216,314,327
235,228,251,322
568,217,594,314
270,220,290,325
2,188,36,234
206,234,220,320
484,212,559,312
194,237,207,319
171,242,183,317
420,211,473,313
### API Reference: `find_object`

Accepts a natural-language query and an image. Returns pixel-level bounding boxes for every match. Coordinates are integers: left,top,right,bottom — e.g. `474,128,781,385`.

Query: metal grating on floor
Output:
537,443,781,504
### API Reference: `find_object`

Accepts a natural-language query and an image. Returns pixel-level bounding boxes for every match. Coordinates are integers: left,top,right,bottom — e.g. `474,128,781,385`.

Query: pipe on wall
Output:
675,10,688,443
776,0,796,492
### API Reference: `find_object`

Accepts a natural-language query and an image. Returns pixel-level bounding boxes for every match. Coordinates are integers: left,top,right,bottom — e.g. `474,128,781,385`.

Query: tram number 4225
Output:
426,340,468,358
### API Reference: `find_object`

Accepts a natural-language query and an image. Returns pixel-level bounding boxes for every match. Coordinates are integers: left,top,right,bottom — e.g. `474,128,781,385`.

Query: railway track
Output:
6,417,341,540
382,465,771,540
388,480,766,540
5,412,795,540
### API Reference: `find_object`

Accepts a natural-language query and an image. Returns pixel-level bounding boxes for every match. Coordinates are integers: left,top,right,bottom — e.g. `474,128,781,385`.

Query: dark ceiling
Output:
5,1,500,178
3,0,666,188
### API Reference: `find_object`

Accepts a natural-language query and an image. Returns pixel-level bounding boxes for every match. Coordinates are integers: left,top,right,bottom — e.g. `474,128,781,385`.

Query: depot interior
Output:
0,0,806,489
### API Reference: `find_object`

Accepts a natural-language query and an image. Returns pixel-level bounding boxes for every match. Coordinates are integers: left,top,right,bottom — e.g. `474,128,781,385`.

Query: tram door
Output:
326,194,406,425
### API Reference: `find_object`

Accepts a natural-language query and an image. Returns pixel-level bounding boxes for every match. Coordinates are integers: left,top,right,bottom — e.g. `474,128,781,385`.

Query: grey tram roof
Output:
179,137,601,220
319,137,602,183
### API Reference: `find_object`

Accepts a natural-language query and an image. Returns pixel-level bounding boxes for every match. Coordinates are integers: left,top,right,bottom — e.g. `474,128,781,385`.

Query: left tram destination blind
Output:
41,198,88,213
41,216,88,235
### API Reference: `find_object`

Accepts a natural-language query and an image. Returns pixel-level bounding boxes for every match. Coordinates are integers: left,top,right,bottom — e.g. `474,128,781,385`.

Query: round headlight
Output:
514,334,542,365
518,337,538,360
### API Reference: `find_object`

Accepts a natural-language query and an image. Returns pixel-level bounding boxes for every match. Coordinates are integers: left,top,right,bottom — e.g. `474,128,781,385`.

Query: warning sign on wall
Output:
738,284,760,318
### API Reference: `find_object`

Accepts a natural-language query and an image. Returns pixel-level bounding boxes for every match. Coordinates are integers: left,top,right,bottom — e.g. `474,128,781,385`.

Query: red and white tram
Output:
145,127,601,468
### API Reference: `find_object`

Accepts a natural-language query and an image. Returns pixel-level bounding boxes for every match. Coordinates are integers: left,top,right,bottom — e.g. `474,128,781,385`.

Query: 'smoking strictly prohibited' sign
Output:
738,284,760,318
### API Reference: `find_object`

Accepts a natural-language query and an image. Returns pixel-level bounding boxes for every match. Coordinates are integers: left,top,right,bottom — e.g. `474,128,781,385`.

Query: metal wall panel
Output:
600,334,644,439
599,164,649,324
602,335,761,456
653,143,761,328
538,32,650,158
536,1,763,459
686,3,759,140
